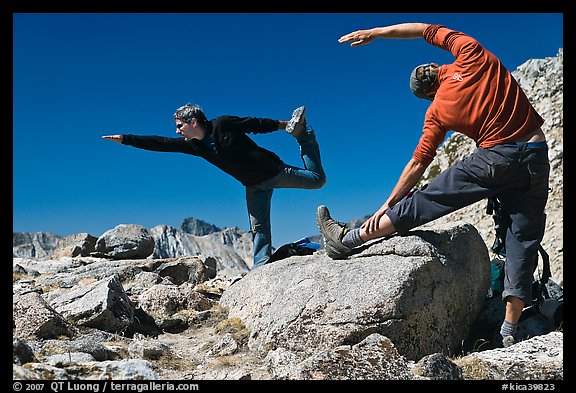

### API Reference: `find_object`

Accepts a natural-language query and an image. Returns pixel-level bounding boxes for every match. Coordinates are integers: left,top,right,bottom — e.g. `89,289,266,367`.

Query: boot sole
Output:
286,106,306,137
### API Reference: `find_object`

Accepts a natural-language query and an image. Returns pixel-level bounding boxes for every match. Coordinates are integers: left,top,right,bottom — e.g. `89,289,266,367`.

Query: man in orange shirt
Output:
317,23,549,348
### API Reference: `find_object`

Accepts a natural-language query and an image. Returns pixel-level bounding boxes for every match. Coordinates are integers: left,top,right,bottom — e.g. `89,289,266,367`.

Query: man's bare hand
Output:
339,24,427,47
361,204,388,235
338,29,375,47
102,135,123,143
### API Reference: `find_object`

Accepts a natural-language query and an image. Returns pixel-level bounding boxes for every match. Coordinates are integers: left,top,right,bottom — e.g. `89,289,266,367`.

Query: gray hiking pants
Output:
386,141,550,305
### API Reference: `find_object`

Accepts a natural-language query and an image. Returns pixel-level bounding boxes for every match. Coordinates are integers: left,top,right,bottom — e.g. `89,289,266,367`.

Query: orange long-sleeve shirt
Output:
412,25,544,166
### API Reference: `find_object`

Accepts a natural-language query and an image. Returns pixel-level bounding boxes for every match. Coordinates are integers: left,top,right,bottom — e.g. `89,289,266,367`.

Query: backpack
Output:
486,197,563,327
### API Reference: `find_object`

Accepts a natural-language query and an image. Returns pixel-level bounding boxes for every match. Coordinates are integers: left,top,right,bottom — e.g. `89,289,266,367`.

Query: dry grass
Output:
452,357,490,380
214,317,250,346
206,304,230,326
152,353,200,371
13,272,30,283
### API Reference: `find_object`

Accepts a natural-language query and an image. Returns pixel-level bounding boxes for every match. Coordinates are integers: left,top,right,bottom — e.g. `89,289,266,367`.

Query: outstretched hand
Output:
361,203,388,235
102,135,123,143
338,29,375,47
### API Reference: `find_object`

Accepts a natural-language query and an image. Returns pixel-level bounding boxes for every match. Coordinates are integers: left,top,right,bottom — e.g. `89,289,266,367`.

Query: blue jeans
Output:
246,131,326,269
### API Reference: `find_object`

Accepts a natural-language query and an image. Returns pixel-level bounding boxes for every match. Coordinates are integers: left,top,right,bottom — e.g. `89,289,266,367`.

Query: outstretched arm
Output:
361,157,428,237
338,23,430,47
102,134,195,154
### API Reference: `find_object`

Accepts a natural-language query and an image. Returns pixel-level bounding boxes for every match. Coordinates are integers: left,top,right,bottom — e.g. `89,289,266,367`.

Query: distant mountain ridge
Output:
13,218,255,275
180,217,222,236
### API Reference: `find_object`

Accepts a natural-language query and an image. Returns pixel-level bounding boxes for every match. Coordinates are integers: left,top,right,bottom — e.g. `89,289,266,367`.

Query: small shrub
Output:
214,317,250,346
452,357,490,380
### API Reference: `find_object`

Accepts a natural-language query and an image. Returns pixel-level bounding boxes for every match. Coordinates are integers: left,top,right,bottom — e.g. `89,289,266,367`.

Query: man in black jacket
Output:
103,103,326,270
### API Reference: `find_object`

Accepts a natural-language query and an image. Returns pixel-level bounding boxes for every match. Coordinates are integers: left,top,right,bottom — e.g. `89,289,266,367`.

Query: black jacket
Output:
122,115,284,186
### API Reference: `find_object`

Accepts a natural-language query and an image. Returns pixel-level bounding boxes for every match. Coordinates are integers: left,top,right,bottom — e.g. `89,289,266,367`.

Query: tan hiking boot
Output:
316,205,352,259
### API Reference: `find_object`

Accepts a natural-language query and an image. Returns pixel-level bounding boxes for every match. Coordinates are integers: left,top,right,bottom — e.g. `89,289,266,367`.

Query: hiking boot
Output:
286,106,307,139
316,205,352,259
502,335,515,348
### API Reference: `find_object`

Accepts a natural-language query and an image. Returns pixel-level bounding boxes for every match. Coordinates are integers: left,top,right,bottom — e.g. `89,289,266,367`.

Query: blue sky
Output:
12,13,563,247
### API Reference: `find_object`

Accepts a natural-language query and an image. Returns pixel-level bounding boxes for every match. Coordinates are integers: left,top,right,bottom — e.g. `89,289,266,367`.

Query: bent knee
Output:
312,175,327,189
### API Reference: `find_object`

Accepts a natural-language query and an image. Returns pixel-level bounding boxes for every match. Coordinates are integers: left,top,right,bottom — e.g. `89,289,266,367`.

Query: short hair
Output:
409,63,439,100
173,103,208,127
